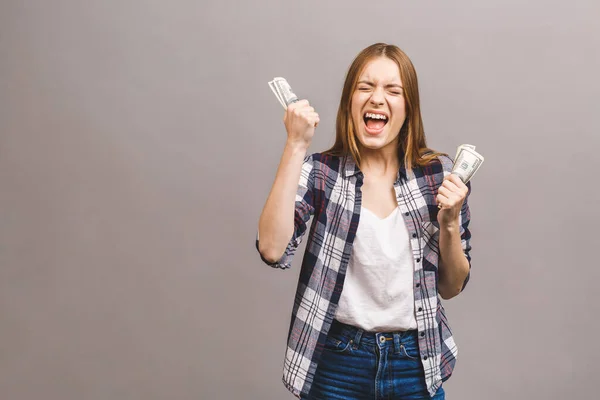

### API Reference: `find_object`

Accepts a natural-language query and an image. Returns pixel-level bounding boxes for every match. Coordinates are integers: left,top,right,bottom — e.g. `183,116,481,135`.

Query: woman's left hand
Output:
436,174,468,228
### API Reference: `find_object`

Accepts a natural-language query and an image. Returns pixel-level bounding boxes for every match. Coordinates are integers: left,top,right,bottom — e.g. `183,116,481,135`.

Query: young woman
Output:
257,43,473,400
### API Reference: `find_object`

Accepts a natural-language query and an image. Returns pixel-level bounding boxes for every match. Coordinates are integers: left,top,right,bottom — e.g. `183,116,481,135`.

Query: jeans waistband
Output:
329,318,418,350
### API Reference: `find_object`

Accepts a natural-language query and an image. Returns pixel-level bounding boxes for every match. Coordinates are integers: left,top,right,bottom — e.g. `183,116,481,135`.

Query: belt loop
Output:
393,332,401,354
352,328,364,349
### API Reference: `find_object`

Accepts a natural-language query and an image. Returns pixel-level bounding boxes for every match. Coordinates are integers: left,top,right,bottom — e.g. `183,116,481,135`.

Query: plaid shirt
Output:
256,152,472,398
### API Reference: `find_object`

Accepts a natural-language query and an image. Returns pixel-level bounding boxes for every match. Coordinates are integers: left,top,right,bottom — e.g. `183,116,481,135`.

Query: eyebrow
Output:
357,80,403,89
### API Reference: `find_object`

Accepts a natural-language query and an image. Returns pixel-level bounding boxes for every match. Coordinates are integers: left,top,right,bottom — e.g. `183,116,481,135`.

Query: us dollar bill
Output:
268,77,299,109
451,145,484,184
454,144,476,164
268,80,286,108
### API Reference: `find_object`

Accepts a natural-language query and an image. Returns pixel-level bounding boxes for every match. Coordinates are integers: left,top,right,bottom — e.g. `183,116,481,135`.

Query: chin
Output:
358,132,401,152
358,127,386,142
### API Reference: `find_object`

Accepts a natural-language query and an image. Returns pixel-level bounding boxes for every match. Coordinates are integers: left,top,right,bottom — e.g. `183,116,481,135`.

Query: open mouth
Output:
363,112,389,133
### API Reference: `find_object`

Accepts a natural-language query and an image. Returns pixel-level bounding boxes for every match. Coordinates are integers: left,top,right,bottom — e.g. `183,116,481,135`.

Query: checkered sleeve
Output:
438,154,473,292
255,153,316,269
459,180,472,291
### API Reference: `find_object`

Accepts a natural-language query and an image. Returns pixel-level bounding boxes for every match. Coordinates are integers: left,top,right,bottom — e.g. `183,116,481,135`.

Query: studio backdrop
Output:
1,0,598,399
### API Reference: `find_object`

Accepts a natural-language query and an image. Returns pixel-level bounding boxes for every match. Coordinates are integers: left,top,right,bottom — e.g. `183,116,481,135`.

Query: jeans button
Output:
379,336,385,343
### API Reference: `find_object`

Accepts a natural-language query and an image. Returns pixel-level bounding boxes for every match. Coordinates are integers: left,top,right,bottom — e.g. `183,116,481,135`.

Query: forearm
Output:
437,222,470,299
258,142,308,262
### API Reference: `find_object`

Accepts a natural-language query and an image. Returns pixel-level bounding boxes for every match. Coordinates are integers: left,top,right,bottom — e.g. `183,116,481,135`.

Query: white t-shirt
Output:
334,206,418,331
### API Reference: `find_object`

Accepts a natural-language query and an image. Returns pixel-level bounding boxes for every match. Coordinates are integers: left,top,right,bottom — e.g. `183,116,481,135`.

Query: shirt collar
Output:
342,154,408,182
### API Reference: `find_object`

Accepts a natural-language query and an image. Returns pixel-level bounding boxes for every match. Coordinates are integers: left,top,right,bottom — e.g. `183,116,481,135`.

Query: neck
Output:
359,143,400,177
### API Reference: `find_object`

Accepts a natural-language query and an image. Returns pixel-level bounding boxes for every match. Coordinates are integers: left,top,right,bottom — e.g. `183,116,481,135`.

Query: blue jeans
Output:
305,319,445,400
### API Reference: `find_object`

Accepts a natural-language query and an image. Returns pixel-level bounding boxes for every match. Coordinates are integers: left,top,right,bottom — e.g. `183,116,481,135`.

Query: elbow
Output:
439,273,469,300
438,256,470,300
438,276,466,300
261,251,282,265
439,287,461,300
258,241,284,265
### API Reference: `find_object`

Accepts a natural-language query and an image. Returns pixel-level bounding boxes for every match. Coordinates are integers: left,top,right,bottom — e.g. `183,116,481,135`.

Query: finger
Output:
297,107,316,117
438,185,463,200
287,100,308,112
299,110,315,122
437,186,454,200
441,178,461,193
445,176,468,197
286,104,296,113
436,193,449,207
300,110,319,119
447,173,467,189
291,107,306,119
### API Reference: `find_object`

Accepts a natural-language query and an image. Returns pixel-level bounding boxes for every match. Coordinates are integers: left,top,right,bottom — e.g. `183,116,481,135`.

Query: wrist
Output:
285,140,310,153
440,220,461,233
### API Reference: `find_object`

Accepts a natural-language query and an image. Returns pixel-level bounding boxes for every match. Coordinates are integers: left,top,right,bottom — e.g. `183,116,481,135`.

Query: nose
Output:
369,86,385,106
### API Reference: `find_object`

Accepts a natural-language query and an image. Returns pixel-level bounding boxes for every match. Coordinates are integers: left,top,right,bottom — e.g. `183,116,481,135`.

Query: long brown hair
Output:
323,43,445,172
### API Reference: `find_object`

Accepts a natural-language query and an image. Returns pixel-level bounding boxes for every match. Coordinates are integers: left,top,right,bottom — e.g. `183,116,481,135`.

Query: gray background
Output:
1,0,598,399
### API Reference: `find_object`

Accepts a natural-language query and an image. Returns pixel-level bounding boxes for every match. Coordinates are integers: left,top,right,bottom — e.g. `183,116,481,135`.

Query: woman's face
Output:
351,56,407,152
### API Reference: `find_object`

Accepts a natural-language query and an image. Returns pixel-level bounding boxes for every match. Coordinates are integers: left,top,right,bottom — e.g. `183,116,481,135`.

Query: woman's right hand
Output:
283,99,319,149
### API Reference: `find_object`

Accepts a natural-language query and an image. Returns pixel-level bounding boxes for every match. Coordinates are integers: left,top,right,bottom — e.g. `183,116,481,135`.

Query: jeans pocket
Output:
324,332,353,354
400,343,420,360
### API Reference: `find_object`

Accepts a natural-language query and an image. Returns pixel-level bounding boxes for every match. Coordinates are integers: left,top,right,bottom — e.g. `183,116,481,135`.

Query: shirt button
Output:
423,356,428,360
412,233,417,238
418,307,423,312
405,212,409,216
420,332,425,337
416,283,421,288
416,258,420,262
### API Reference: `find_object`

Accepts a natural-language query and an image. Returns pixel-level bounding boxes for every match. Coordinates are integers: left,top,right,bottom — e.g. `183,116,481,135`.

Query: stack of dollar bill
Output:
268,77,484,184
268,77,298,109
452,144,484,184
